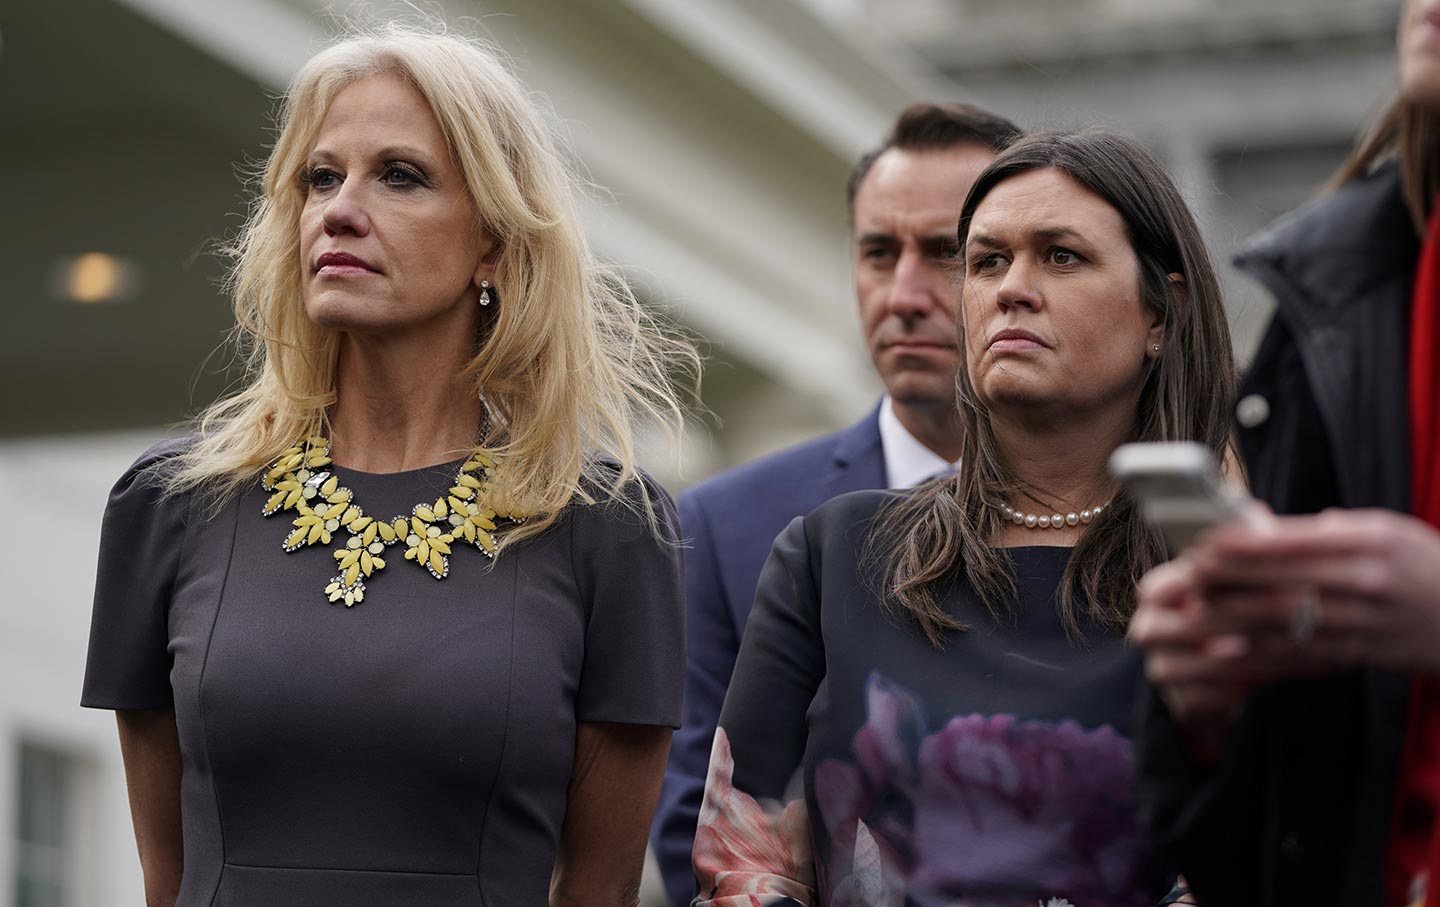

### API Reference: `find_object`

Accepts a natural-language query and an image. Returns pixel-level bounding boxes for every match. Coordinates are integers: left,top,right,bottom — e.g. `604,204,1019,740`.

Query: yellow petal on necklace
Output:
470,515,497,531
327,489,351,505
403,547,417,561
430,549,446,577
345,563,361,586
434,498,448,518
275,479,302,493
377,521,397,543
476,531,496,554
410,516,427,537
460,460,483,473
449,485,474,500
352,587,364,603
343,590,355,606
371,556,385,570
325,581,341,594
339,550,360,569
286,528,307,549
417,540,431,563
333,549,348,561
329,588,345,603
362,523,378,546
306,524,324,545
457,473,483,489
457,521,476,542
306,454,332,468
429,537,451,556
318,529,332,545
285,488,303,509
348,513,369,530
414,505,436,522
321,475,338,496
306,435,327,448
264,490,287,514
360,551,374,576
393,518,410,538
447,496,470,515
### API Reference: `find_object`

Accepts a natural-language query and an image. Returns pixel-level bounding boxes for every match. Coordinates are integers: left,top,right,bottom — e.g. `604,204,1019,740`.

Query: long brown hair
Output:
1331,95,1440,232
872,131,1237,648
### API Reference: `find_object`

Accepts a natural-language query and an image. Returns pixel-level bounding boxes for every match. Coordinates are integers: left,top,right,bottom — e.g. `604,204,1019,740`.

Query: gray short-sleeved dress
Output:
81,438,684,906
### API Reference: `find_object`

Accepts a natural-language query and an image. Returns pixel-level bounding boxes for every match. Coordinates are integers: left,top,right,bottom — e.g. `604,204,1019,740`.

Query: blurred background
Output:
0,0,1400,903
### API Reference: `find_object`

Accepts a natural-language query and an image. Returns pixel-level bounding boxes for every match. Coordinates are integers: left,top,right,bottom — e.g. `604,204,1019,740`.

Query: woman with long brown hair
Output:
690,130,1235,907
1131,2,1440,904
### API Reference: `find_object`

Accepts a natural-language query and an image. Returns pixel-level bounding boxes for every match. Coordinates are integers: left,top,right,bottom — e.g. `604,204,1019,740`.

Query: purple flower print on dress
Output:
816,674,1150,907
815,675,920,902
852,673,925,791
907,713,1150,907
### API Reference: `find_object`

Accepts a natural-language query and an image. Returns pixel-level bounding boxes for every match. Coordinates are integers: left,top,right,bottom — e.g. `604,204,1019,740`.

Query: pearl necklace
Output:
261,436,523,606
1000,501,1109,530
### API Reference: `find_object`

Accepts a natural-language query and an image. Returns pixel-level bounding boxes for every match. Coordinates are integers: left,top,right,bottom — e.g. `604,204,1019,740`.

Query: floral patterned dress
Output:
694,490,1167,907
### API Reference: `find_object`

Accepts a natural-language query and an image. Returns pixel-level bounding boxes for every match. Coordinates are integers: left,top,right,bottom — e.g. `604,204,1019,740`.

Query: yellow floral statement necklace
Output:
261,437,522,606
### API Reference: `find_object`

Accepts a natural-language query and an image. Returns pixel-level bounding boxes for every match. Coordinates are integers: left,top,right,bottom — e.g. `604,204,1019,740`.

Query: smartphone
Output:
1108,442,1252,553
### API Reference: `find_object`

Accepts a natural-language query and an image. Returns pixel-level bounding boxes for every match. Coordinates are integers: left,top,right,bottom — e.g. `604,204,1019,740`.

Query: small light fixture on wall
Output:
50,253,140,304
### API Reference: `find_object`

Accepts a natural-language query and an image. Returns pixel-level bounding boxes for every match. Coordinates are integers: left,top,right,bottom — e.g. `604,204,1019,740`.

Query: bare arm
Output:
550,721,671,907
116,708,183,907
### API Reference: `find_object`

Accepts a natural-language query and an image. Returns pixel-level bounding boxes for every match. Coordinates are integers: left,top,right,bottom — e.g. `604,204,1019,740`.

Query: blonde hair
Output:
170,22,698,546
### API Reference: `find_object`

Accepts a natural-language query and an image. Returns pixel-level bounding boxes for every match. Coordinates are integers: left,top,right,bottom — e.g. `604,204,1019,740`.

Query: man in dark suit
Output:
650,102,1022,905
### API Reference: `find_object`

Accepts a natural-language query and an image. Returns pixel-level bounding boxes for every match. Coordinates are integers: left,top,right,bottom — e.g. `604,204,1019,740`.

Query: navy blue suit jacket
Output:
649,405,886,906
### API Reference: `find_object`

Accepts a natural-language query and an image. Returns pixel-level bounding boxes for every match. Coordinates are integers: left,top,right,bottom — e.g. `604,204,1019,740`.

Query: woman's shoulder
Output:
772,487,903,569
807,487,898,522
97,435,201,555
801,487,902,539
111,434,197,498
568,457,679,542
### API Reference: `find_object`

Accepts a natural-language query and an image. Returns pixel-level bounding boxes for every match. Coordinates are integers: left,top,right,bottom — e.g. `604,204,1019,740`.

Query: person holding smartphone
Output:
1130,2,1440,905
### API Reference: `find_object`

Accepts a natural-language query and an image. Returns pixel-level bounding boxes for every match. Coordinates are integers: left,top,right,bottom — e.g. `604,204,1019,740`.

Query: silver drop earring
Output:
479,280,492,307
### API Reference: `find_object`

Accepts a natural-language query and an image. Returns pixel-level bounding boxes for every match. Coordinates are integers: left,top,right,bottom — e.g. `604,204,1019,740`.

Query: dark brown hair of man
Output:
1331,95,1440,232
869,130,1238,648
846,102,1024,217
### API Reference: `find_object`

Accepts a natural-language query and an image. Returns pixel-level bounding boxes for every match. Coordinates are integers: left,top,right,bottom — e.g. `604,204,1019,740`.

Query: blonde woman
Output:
80,24,695,907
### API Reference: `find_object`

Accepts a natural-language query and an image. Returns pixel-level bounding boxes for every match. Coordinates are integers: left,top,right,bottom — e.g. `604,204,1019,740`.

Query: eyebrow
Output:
306,145,441,168
967,226,1089,249
855,230,957,245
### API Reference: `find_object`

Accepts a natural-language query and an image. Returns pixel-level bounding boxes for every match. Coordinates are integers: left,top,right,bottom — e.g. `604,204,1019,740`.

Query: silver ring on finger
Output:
1291,590,1322,643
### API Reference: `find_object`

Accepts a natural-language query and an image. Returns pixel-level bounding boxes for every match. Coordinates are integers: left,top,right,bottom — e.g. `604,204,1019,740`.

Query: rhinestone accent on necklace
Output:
1000,501,1109,530
261,436,523,606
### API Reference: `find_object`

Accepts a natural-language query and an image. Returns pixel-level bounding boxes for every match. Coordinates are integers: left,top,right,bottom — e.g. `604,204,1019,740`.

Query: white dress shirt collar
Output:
877,395,960,489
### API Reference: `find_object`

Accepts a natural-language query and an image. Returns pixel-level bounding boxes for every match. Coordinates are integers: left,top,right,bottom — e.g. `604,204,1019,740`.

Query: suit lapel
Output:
821,402,887,497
